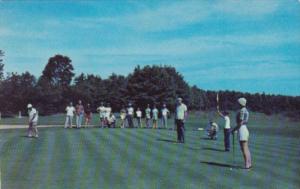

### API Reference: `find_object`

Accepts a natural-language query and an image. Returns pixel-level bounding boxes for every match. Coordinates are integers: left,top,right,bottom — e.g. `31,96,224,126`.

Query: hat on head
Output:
177,97,183,102
27,104,32,108
238,98,247,106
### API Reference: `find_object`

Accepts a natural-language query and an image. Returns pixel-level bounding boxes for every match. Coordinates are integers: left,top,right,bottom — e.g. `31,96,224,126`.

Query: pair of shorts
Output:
29,122,38,128
238,125,249,141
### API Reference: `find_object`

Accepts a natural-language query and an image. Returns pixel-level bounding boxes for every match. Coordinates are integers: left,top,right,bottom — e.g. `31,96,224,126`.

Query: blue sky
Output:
0,0,299,96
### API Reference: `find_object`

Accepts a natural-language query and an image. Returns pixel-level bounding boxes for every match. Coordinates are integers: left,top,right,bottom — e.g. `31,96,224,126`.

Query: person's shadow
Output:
200,137,214,140
200,161,240,169
202,147,225,152
156,138,177,143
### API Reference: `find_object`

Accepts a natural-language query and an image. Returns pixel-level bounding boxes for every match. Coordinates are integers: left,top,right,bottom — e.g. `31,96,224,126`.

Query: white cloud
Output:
0,27,14,37
188,62,300,80
63,0,281,32
65,31,299,58
214,0,280,16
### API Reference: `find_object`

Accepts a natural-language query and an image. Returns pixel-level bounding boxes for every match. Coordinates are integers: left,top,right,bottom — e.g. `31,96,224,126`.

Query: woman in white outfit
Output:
232,97,252,169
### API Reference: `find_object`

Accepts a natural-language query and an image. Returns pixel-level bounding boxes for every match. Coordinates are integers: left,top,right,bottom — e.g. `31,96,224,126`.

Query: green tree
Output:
0,50,4,81
104,73,127,111
40,54,74,88
37,54,75,114
73,73,107,110
0,72,37,115
126,65,189,111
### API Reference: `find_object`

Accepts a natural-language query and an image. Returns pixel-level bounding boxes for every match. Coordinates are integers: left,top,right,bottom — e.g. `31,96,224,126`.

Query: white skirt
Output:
238,125,249,141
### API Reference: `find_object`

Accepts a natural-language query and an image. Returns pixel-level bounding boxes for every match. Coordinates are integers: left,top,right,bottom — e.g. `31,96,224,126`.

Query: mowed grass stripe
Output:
1,131,37,189
1,132,23,179
67,129,95,189
47,129,76,189
104,129,158,189
67,128,129,188
87,129,127,188
110,129,178,189
29,130,56,189
125,129,179,188
126,129,214,189
3,134,41,189
88,129,128,188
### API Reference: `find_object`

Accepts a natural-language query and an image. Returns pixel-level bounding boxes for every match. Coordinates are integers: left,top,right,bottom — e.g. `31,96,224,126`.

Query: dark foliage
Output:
0,52,299,118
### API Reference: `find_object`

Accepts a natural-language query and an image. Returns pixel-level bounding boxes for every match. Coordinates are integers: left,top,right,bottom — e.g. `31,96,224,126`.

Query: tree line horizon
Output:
0,51,299,118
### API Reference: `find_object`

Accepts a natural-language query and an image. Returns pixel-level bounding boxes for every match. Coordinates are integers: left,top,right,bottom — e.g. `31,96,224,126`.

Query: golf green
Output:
0,113,299,189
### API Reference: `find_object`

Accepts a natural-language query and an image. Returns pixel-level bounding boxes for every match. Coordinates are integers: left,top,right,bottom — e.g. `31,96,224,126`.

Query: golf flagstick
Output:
232,130,235,168
216,93,219,110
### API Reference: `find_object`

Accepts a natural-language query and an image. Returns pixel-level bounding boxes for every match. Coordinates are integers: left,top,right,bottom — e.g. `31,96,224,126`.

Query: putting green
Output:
0,113,299,189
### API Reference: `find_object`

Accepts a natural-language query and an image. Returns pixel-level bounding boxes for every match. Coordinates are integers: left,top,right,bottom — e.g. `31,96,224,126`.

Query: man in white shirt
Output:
217,109,231,151
27,104,39,138
175,98,188,143
136,108,142,128
127,103,134,128
97,102,106,128
65,102,75,128
161,103,170,129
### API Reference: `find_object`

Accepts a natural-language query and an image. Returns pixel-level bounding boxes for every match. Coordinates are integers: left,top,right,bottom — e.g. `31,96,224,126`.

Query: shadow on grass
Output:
200,137,216,141
200,161,240,169
20,135,39,139
156,138,177,143
202,147,225,152
187,146,201,151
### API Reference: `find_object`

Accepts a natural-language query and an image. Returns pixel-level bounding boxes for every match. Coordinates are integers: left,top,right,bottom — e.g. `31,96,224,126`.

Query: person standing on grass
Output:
161,103,170,129
145,104,152,128
136,107,143,128
27,104,39,138
152,105,159,129
127,103,135,128
120,106,127,128
97,102,106,128
231,97,252,169
107,112,116,128
105,103,112,127
217,108,231,151
76,100,84,129
65,102,75,128
84,103,92,127
175,98,188,143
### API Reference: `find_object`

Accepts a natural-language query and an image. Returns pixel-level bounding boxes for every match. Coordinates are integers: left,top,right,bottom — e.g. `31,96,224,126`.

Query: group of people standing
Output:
25,96,251,169
64,100,172,129
65,100,94,129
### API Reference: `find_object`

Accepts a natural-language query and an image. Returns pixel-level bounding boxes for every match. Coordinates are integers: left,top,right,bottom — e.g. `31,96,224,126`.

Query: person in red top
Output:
85,103,92,127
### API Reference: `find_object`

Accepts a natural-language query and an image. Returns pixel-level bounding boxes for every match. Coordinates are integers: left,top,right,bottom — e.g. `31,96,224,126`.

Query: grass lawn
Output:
0,112,299,189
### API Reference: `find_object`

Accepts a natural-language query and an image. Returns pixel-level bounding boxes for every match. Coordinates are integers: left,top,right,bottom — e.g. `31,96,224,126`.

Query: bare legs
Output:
239,141,252,169
28,122,38,137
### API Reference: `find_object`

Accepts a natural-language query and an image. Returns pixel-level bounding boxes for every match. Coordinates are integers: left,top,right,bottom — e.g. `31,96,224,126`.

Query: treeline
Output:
0,52,299,118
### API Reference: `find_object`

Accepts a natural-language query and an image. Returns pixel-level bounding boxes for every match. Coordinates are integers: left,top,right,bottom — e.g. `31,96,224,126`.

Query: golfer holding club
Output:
27,104,39,138
231,97,252,169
